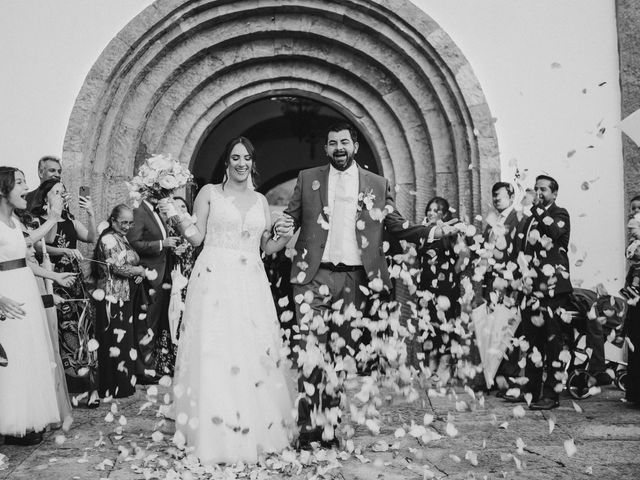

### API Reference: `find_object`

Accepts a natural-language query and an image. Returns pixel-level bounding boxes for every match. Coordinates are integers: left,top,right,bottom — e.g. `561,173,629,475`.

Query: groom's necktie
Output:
329,171,347,263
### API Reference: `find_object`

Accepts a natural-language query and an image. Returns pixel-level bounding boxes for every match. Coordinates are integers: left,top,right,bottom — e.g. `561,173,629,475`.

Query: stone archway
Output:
63,0,499,224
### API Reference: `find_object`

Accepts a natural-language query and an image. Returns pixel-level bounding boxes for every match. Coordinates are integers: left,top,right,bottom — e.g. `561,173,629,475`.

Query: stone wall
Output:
617,0,640,210
62,0,499,226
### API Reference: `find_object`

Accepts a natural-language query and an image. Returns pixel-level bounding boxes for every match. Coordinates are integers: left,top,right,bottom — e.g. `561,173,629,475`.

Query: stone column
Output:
617,0,640,210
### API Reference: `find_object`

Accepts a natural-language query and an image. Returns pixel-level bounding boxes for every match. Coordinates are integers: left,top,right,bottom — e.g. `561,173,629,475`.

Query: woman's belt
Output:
0,258,27,271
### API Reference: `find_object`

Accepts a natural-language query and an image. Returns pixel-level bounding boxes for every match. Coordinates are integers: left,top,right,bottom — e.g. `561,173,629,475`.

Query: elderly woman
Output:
92,204,146,398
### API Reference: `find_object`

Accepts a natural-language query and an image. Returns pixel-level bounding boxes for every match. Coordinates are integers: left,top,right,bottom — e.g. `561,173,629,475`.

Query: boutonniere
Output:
312,180,320,191
357,189,375,211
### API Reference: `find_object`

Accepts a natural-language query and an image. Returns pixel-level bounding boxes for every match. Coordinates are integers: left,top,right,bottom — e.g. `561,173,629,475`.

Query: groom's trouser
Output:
294,266,368,433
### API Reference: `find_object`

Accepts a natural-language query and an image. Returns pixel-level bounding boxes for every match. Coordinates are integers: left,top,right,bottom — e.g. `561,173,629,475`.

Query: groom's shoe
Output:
320,437,340,450
296,430,322,451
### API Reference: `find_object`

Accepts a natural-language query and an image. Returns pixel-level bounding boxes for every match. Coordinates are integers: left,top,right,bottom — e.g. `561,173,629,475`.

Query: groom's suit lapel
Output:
317,165,330,221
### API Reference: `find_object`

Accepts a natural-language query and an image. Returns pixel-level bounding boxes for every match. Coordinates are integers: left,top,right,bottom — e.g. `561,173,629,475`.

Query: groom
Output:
276,122,437,449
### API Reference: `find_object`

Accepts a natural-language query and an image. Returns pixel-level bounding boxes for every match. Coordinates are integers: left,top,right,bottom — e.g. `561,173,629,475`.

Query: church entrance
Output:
62,0,499,227
191,95,378,204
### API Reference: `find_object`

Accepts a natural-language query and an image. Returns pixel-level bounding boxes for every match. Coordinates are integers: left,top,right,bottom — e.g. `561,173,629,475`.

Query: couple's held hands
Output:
273,214,295,238
0,296,26,319
48,195,64,221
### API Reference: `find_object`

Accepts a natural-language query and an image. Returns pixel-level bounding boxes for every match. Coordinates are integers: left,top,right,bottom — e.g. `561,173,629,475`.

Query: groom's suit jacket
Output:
285,164,431,290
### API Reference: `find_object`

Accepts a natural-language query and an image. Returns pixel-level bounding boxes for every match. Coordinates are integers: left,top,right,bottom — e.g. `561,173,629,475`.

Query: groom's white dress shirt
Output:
322,163,362,266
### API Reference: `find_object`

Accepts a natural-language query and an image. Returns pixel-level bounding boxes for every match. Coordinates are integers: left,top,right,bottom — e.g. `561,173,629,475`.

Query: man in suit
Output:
509,174,572,410
482,182,523,391
276,122,437,449
127,198,180,383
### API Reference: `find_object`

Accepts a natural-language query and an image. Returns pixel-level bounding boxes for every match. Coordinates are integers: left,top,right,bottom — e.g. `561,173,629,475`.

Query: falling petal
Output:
564,438,577,457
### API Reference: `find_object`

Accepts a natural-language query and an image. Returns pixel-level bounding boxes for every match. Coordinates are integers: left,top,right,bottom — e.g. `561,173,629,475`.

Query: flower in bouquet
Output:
127,154,193,207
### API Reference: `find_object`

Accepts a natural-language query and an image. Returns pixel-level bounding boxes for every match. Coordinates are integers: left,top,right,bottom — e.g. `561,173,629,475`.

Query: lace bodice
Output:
203,187,266,253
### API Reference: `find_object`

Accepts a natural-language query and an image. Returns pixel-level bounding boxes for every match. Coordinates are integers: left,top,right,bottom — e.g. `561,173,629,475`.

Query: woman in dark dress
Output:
155,196,195,377
29,178,98,403
92,205,146,398
417,197,464,384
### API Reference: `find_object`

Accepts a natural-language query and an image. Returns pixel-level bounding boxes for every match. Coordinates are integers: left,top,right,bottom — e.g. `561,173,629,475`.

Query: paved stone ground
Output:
1,377,639,480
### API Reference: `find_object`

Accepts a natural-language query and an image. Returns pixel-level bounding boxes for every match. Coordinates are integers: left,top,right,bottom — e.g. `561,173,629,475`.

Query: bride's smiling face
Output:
227,144,252,183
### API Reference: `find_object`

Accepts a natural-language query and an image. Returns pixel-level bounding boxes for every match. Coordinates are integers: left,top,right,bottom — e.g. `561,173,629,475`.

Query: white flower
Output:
159,174,179,190
146,154,173,171
91,289,105,301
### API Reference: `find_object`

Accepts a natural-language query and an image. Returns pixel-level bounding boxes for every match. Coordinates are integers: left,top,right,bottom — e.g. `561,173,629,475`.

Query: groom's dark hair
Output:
326,122,358,144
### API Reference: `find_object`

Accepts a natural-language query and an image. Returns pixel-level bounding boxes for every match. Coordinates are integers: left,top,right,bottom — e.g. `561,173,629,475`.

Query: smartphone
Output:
79,186,90,198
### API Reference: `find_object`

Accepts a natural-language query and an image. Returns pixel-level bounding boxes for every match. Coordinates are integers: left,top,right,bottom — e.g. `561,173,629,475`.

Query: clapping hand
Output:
54,272,77,288
0,295,26,319
432,218,460,240
273,214,295,238
48,195,64,221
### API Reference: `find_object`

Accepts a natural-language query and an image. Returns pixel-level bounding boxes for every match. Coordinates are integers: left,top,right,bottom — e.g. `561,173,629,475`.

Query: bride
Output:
165,137,295,464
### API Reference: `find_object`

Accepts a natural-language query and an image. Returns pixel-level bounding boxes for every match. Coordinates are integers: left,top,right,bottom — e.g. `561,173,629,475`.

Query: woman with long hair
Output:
91,204,146,398
29,178,98,403
0,167,61,445
163,137,296,464
417,196,465,385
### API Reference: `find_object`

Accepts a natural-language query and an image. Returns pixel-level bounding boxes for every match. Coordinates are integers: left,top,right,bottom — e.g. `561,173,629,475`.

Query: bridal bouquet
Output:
127,154,193,208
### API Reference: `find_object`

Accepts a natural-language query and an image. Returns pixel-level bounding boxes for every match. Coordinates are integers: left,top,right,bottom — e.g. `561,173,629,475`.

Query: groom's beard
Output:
328,152,355,171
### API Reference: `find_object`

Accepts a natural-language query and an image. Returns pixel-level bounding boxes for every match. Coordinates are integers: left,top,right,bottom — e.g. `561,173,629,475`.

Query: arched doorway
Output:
192,95,378,202
62,0,499,225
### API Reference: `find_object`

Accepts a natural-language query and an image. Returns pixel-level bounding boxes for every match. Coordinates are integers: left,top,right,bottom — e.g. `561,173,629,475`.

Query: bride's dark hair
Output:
221,136,259,190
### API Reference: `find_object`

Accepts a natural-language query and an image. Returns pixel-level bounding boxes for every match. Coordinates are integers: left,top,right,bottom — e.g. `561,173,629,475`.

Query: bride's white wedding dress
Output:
173,186,294,464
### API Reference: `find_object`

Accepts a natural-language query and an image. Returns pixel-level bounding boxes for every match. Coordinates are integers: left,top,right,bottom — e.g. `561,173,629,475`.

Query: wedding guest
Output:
92,204,146,398
30,178,98,403
509,175,572,410
127,195,180,384
24,231,73,424
0,166,60,445
156,196,195,377
625,195,640,405
417,196,464,384
482,182,524,392
25,155,62,210
622,195,640,298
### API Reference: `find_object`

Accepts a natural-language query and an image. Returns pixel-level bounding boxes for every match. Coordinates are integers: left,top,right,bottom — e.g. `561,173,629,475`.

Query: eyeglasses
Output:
115,220,134,227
